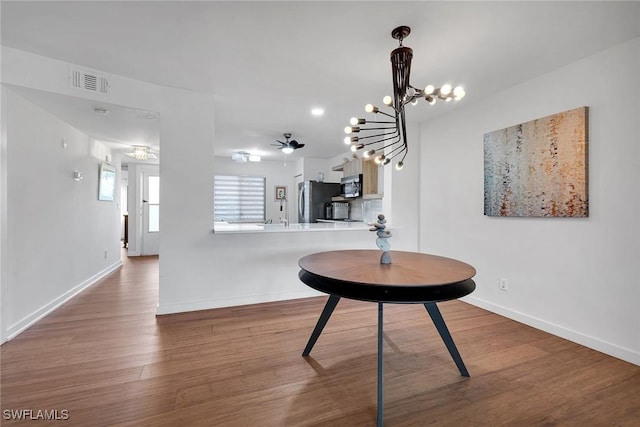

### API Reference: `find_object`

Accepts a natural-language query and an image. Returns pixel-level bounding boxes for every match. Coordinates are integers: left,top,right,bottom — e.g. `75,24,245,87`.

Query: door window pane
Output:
148,205,159,232
148,176,160,204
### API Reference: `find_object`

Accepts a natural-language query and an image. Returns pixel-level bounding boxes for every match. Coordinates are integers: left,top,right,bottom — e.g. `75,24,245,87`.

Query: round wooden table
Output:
298,250,476,427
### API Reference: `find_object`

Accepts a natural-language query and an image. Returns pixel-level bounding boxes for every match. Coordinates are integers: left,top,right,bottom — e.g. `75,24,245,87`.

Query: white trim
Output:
156,288,323,316
3,260,123,342
463,295,640,366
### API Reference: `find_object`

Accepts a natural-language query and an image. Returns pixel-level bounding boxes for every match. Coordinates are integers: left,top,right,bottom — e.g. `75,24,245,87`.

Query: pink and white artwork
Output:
484,107,588,217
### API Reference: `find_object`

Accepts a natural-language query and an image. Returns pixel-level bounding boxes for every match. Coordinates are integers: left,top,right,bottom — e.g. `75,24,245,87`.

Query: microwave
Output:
341,174,362,198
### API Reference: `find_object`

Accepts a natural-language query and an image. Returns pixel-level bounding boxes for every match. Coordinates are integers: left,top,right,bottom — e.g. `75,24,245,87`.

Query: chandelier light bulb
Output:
350,144,358,152
383,158,391,165
383,95,393,106
395,161,404,171
344,126,353,134
425,95,436,105
365,104,378,113
445,96,453,102
374,155,385,165
364,149,376,158
410,98,419,106
453,86,466,100
344,137,352,145
424,85,435,95
440,84,452,96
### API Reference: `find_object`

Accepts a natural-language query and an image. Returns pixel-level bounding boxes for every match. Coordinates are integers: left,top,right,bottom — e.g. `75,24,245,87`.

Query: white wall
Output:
419,38,640,365
2,88,122,341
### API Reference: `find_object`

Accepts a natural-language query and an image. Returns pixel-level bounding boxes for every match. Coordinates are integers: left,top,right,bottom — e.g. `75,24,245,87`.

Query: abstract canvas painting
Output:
484,107,588,217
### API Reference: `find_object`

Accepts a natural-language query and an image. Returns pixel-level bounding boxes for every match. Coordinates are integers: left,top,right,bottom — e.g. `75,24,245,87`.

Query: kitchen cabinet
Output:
340,157,380,198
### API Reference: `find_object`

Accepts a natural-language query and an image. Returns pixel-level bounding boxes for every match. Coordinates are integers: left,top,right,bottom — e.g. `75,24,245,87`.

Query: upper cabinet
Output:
340,157,381,198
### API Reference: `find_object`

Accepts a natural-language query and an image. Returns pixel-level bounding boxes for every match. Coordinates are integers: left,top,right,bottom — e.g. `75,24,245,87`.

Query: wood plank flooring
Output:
1,253,639,426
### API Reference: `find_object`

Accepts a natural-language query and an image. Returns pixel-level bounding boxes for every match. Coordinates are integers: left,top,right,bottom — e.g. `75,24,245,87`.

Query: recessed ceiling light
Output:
311,108,324,117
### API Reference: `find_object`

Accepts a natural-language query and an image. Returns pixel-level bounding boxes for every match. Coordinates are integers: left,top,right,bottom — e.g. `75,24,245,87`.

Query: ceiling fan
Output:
272,132,305,154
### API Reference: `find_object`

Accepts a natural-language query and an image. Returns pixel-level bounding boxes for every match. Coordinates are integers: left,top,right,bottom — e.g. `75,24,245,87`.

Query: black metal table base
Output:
302,295,469,427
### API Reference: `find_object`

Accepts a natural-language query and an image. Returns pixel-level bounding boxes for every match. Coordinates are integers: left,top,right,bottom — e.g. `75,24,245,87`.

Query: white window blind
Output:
214,175,266,223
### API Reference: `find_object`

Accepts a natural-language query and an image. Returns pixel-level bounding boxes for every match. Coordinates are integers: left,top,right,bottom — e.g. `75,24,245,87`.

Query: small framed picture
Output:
98,162,116,201
275,185,287,201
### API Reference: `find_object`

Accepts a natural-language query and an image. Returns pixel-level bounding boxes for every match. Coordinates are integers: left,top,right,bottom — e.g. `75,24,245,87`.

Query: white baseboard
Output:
4,260,123,342
156,288,324,316
463,295,640,366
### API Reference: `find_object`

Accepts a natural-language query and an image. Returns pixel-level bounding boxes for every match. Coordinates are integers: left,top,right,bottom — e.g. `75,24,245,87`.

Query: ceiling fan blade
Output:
294,143,305,149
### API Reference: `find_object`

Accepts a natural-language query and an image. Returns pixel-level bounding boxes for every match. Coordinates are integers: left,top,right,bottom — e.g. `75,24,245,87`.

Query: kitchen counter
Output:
316,219,363,224
213,221,370,234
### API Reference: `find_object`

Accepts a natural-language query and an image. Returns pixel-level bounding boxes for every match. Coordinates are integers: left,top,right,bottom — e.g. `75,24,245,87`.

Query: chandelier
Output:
344,26,466,170
125,145,157,161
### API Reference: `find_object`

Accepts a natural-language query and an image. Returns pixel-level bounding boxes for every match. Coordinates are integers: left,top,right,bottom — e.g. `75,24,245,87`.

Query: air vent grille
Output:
70,67,110,95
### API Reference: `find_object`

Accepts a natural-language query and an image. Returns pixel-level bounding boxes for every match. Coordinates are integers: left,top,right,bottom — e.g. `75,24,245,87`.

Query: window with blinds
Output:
214,175,266,223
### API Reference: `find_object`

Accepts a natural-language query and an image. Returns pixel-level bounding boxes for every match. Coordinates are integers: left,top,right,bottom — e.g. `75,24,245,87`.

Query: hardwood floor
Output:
1,253,639,426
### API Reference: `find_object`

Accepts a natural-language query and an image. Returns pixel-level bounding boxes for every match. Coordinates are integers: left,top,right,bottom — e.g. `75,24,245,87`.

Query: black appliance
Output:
340,174,362,198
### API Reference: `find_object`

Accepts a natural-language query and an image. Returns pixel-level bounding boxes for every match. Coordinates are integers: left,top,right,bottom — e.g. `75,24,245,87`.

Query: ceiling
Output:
2,1,640,162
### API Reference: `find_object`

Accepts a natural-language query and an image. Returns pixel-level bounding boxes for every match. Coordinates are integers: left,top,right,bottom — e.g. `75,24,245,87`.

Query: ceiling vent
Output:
70,67,110,96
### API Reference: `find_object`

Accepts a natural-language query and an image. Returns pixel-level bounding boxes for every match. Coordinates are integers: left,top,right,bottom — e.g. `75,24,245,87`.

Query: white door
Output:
141,171,160,255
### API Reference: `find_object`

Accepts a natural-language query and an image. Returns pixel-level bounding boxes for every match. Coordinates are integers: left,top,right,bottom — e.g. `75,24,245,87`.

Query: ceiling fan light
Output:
282,146,294,154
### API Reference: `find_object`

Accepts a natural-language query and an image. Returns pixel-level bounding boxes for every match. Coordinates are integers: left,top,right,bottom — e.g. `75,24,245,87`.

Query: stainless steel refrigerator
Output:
298,181,341,223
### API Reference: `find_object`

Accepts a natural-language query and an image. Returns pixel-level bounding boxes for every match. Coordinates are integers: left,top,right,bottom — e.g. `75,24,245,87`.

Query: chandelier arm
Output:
368,135,403,152
387,144,407,160
373,110,396,119
360,133,401,148
356,129,399,141
356,126,398,132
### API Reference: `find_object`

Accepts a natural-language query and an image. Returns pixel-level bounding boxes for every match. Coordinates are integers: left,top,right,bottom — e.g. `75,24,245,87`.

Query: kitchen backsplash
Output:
350,198,383,224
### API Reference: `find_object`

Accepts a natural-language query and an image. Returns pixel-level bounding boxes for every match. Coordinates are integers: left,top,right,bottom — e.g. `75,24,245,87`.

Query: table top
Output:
298,250,476,303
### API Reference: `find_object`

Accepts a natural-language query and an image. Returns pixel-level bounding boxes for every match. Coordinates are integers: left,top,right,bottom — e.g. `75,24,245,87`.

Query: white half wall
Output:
419,38,640,365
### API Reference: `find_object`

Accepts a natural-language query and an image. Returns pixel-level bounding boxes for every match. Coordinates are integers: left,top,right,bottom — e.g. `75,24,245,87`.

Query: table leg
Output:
424,303,470,377
377,302,384,427
302,294,341,356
